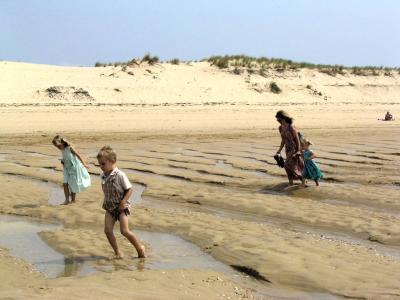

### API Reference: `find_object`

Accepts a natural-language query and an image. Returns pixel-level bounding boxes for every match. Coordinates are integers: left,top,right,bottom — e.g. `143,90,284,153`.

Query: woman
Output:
275,110,304,185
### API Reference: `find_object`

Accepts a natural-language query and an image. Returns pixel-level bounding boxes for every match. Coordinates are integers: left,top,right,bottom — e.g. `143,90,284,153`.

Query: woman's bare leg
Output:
119,213,146,258
62,183,70,205
104,212,122,258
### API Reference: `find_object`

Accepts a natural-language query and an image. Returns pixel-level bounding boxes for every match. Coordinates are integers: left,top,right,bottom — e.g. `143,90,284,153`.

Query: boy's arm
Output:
119,172,133,211
119,188,133,211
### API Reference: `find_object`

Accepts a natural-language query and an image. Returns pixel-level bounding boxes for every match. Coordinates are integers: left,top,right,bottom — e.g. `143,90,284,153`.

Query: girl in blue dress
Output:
52,135,91,204
302,139,323,186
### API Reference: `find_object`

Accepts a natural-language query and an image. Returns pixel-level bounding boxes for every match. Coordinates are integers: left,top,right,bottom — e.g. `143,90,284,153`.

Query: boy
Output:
97,145,146,258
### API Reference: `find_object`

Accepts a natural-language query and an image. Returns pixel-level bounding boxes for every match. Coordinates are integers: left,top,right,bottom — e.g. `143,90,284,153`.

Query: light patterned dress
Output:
62,146,91,193
279,124,304,180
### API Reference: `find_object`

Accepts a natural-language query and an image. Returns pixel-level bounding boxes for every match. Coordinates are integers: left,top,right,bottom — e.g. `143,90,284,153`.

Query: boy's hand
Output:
119,202,128,212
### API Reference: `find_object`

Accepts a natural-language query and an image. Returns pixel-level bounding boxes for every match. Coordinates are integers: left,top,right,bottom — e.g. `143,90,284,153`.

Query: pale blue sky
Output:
1,0,399,67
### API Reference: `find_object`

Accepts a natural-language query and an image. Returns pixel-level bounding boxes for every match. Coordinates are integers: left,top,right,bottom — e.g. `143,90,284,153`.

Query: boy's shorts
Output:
108,207,130,221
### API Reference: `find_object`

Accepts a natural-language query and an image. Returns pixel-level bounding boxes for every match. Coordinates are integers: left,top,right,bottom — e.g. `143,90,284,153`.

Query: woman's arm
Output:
70,147,90,168
291,126,302,157
277,139,284,154
276,127,284,154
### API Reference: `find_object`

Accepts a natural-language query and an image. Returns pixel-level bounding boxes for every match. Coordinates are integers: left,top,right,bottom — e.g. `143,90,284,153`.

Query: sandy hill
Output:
1,61,399,106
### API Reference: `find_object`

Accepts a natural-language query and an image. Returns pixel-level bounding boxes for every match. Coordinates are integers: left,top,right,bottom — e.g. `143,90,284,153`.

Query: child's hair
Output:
97,145,117,163
52,135,71,147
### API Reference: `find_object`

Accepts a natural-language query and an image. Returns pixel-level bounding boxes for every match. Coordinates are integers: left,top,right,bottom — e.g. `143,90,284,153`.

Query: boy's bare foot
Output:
138,245,146,258
114,251,124,259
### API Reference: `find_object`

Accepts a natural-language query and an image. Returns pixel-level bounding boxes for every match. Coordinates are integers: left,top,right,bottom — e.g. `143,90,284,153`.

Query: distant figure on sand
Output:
97,146,146,258
275,110,304,185
301,139,323,186
384,111,394,121
52,135,91,204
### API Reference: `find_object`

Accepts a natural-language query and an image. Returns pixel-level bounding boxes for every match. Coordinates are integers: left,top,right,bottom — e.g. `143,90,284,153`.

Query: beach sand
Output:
0,61,399,299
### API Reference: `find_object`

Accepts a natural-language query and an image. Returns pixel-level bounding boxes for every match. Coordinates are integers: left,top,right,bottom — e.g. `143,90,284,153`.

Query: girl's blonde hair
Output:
52,135,71,147
97,145,117,163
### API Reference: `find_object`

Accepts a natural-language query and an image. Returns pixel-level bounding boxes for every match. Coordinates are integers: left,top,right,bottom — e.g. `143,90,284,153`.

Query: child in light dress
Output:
97,145,146,259
302,139,323,186
52,135,91,204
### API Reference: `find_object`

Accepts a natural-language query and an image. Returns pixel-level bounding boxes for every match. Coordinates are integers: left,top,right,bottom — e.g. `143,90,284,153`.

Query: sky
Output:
1,0,399,67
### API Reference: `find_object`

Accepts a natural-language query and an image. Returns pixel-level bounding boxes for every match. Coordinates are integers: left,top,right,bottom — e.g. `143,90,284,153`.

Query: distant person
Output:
52,135,91,204
301,139,323,186
384,111,394,121
97,145,146,259
275,110,304,185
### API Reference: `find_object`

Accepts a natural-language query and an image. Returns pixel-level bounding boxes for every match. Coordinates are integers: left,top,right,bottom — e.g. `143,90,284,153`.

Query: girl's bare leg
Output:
70,192,76,203
301,178,307,187
104,212,122,258
315,180,319,186
62,183,70,205
119,213,146,258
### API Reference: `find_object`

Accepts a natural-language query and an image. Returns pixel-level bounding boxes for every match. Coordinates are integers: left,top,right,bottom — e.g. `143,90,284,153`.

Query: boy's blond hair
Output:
97,145,117,163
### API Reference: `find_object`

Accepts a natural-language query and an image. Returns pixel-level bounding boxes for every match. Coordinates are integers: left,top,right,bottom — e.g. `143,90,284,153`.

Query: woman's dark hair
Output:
275,110,293,124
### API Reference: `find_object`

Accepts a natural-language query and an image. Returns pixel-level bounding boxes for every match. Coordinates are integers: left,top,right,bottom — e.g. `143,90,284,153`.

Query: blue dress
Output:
62,146,91,193
302,150,323,180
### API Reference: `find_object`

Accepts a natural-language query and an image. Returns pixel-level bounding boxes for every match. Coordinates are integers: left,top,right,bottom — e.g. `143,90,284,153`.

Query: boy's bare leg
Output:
119,213,146,258
62,183,70,205
70,192,76,203
104,212,123,258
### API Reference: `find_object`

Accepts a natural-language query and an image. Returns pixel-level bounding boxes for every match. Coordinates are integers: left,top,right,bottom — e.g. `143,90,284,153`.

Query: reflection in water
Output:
61,256,105,277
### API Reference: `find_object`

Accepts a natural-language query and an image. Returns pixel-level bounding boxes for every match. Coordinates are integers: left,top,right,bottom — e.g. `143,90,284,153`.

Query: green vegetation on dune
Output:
94,53,159,67
93,53,399,78
205,55,400,77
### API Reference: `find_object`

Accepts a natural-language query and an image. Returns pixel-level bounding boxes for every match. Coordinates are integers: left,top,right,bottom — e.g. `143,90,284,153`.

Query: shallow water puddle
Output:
0,214,232,277
35,180,65,205
0,214,94,278
97,230,233,274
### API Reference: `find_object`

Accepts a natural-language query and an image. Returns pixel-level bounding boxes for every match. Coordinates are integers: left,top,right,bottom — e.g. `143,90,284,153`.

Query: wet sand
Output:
1,126,400,299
